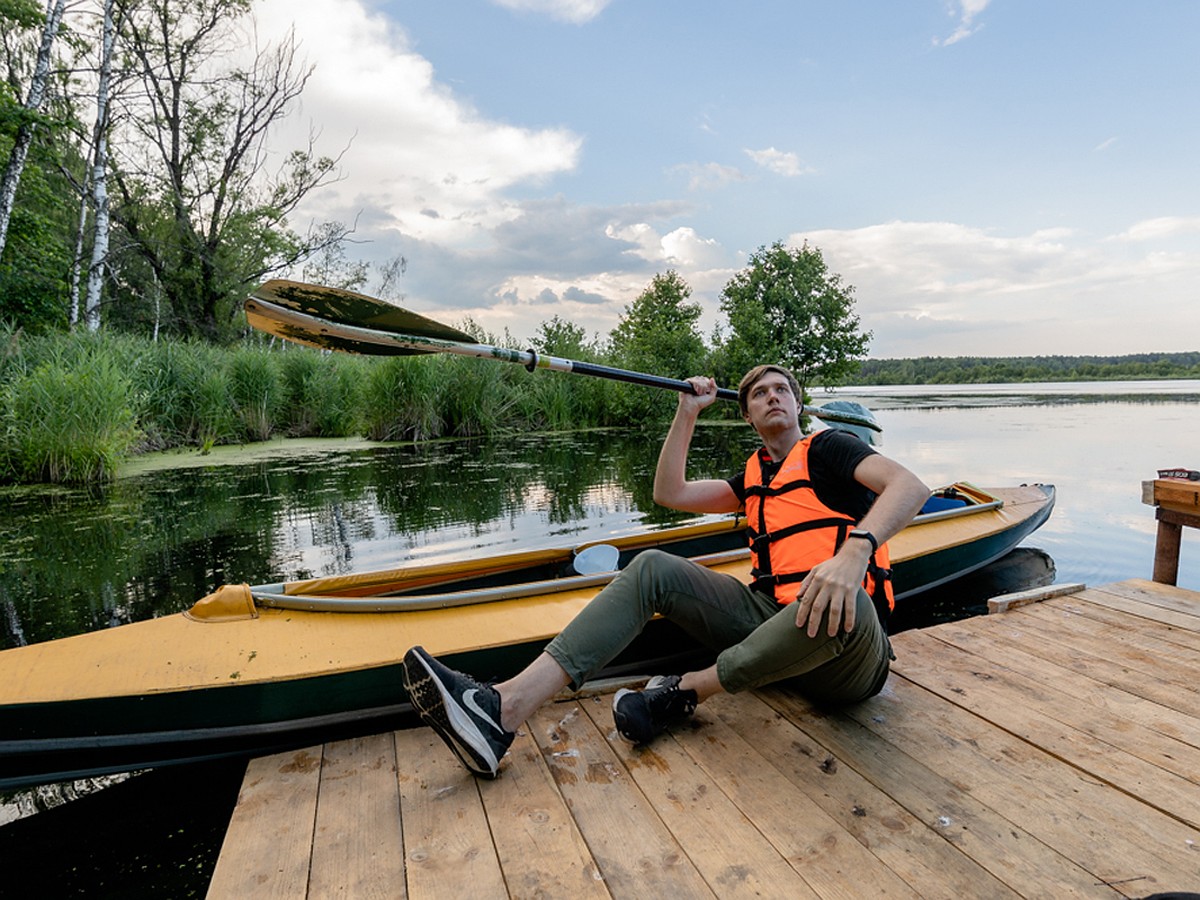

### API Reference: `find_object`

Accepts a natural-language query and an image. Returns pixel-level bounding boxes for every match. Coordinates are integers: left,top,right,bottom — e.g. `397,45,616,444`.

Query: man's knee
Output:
625,548,688,578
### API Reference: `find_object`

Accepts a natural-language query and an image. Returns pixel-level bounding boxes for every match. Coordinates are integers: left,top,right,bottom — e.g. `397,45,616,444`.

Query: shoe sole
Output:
401,648,503,778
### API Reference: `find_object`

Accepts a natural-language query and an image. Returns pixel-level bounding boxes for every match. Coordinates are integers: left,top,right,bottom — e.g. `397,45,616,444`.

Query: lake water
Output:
827,380,1200,593
2,379,1199,894
4,379,1197,655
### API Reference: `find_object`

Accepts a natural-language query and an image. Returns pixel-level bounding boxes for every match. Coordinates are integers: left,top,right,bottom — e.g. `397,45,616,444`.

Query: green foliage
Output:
0,0,44,29
0,338,140,483
227,346,282,441
108,0,339,341
522,315,616,429
609,270,707,423
361,356,442,442
0,101,80,334
847,352,1200,385
719,242,870,394
279,348,365,436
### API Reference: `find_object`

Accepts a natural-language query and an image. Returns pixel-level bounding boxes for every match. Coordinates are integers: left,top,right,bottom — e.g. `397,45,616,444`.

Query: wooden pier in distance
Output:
207,578,1200,899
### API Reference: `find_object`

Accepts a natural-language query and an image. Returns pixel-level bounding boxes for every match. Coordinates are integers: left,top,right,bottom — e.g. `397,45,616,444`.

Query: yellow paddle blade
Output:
253,280,475,344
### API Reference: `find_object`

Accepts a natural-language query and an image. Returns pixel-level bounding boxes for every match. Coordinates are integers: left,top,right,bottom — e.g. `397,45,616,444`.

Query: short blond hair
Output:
736,365,801,416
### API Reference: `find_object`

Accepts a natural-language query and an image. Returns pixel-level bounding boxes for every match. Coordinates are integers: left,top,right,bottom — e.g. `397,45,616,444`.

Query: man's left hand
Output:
793,544,871,637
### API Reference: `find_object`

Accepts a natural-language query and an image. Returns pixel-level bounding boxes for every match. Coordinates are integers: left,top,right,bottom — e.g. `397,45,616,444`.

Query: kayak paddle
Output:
245,280,882,433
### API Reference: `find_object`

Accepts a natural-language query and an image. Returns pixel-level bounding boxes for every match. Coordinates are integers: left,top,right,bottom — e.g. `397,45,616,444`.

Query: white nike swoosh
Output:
462,688,505,735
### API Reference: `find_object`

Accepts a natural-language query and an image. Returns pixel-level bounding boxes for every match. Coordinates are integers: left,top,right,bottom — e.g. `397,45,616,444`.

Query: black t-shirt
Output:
728,429,878,520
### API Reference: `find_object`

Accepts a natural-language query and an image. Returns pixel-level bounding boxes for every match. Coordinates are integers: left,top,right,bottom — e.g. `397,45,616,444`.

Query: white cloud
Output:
1113,217,1200,242
935,0,991,46
489,0,614,24
254,0,581,246
745,147,812,177
238,2,1199,359
788,219,1200,357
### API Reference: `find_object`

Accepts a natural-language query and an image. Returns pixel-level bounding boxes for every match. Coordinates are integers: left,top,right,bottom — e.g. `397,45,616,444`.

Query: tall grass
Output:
228,346,282,441
279,350,366,436
361,355,442,441
0,332,638,485
1,338,140,483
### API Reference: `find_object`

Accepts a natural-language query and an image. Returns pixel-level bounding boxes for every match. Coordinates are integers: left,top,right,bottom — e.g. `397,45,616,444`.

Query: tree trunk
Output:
0,0,67,260
84,0,118,333
68,166,91,329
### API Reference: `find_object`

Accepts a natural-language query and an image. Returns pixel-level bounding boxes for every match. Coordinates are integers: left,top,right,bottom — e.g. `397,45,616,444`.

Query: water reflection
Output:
0,427,761,650
888,548,1057,633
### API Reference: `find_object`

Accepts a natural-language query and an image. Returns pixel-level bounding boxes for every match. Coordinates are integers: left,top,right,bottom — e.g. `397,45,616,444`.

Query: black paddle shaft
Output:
565,359,739,402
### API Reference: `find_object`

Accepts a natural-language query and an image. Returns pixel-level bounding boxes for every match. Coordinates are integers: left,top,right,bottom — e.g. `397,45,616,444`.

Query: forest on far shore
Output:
843,351,1200,385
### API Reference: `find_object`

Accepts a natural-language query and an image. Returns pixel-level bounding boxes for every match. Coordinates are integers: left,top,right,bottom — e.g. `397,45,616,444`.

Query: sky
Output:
251,0,1200,360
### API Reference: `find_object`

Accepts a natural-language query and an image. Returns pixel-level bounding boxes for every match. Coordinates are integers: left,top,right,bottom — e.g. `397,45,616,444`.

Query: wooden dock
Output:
207,579,1200,898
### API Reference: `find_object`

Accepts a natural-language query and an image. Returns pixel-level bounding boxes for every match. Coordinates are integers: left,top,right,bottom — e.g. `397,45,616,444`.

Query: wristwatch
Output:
847,529,878,552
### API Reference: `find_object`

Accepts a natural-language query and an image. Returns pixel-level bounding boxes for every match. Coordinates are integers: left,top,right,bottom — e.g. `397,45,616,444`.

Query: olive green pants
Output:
544,549,891,705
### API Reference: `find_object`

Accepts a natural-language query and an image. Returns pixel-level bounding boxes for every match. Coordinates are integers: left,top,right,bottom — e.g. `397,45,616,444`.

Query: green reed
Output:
1,338,140,483
0,332,632,484
227,346,282,441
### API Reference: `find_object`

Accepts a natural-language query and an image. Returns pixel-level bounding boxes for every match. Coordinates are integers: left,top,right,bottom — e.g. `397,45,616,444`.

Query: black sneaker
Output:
612,674,698,745
401,646,515,778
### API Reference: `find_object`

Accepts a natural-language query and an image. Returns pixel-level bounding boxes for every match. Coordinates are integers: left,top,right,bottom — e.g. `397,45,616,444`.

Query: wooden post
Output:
1153,515,1183,585
1142,479,1200,585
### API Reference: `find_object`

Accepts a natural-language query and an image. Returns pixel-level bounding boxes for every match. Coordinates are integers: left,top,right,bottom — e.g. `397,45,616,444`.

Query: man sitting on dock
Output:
402,365,931,778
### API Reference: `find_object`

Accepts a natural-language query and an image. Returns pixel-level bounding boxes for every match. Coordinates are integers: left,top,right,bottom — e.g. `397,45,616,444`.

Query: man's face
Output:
742,371,799,431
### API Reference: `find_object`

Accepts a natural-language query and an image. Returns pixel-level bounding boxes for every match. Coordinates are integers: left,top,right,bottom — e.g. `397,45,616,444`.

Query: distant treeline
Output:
844,352,1200,385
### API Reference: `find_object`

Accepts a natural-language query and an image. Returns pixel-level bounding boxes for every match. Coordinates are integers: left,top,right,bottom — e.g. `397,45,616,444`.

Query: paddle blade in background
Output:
816,400,881,445
244,302,420,356
253,280,475,344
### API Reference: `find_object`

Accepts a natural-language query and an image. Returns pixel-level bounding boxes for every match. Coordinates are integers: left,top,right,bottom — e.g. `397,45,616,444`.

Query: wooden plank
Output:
580,696,825,899
754,685,1103,897
824,673,1200,894
308,733,405,900
987,582,1085,614
1029,593,1200,652
394,727,506,900
1001,599,1200,693
705,691,1022,900
903,621,1200,780
1074,588,1200,634
478,725,609,898
1148,478,1200,514
894,629,1200,822
207,746,322,899
1087,580,1200,627
527,699,716,898
927,619,1200,749
881,643,1200,888
1021,595,1200,659
952,602,1200,720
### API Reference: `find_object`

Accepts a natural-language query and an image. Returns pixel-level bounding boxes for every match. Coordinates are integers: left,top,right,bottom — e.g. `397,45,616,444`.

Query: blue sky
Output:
257,0,1200,359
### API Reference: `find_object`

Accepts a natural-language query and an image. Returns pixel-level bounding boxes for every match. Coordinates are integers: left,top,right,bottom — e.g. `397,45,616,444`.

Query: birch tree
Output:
0,0,67,259
82,0,117,331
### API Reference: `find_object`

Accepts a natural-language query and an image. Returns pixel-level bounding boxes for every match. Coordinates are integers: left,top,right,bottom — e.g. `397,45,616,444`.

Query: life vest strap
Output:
747,517,854,554
744,477,813,498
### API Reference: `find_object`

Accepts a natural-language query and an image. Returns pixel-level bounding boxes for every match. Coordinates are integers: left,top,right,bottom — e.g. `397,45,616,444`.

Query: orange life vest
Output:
743,435,894,621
